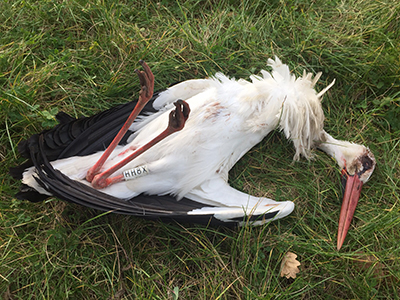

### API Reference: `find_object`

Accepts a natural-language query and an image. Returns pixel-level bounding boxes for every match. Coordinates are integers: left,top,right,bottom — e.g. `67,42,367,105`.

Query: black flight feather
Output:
10,92,241,226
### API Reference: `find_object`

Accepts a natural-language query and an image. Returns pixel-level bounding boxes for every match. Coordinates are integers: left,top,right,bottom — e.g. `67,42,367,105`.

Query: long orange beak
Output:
337,169,363,250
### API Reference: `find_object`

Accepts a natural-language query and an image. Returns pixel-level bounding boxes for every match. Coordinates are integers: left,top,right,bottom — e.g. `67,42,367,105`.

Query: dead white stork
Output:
11,57,375,250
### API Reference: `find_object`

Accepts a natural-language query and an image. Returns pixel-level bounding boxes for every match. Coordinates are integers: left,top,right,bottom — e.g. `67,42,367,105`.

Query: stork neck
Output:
317,131,365,170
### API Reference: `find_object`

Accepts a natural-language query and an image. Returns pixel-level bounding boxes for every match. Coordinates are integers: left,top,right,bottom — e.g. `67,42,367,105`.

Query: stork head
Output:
336,144,376,250
318,136,376,249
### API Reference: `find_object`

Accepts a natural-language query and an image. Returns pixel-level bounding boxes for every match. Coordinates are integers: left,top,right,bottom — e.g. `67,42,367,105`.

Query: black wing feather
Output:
10,92,236,226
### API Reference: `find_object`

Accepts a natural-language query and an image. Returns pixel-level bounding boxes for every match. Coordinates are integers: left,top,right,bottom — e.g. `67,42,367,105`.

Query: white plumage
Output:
20,57,375,232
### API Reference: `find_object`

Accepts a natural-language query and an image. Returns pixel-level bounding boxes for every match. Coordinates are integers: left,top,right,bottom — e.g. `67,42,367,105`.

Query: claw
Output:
169,100,190,131
135,60,154,99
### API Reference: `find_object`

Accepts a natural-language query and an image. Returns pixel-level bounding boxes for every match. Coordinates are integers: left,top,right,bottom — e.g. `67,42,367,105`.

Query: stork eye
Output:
357,153,375,175
362,155,373,169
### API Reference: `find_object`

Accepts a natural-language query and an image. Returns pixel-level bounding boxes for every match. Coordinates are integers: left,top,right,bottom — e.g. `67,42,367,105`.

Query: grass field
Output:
1,0,399,299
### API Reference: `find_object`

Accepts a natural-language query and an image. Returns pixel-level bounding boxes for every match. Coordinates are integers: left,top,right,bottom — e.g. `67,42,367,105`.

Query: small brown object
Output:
280,252,301,279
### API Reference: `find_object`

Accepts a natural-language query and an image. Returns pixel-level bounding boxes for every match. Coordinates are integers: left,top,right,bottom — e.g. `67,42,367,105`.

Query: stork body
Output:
12,58,375,248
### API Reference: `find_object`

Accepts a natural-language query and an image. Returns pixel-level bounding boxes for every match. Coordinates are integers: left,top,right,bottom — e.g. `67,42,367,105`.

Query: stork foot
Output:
169,100,190,132
90,100,190,189
86,60,155,182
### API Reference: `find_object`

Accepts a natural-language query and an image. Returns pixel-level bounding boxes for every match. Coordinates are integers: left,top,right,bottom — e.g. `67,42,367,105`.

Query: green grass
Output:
1,0,399,298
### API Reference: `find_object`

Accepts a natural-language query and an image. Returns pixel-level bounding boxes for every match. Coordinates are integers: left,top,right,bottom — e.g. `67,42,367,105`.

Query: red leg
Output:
91,100,190,189
86,60,154,182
